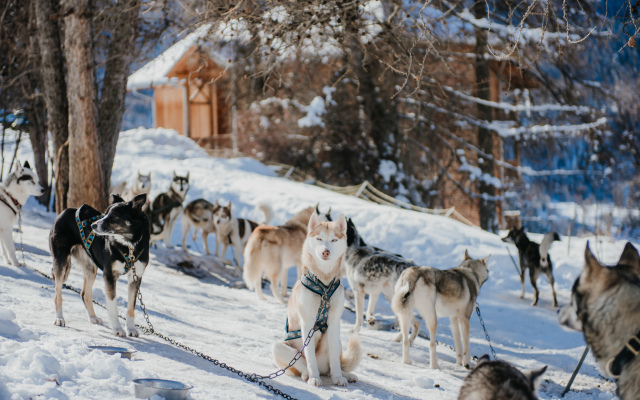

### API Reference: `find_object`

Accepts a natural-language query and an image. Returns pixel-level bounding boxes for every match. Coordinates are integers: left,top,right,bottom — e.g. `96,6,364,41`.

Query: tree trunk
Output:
34,0,69,213
98,0,140,198
473,1,498,232
64,0,106,211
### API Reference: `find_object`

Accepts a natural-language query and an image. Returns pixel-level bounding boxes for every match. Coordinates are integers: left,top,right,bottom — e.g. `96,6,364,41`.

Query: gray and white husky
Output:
123,171,151,201
0,161,44,266
502,227,560,307
150,172,189,246
181,199,220,254
559,242,640,399
458,355,547,400
344,217,417,332
213,202,272,274
391,251,490,369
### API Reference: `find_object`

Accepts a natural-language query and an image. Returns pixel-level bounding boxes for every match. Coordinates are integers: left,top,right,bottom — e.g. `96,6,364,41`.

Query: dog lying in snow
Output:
272,212,361,386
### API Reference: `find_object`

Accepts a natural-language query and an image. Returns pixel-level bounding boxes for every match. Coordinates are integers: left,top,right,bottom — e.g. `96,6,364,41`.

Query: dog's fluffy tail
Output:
539,232,560,268
243,232,263,290
391,267,419,312
256,203,273,225
340,333,362,373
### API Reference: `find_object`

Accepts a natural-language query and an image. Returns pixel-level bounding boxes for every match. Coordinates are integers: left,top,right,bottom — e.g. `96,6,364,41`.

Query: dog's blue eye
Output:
331,239,337,242
316,237,322,241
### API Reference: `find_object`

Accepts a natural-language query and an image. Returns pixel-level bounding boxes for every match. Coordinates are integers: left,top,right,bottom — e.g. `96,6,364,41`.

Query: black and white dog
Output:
49,194,150,337
150,172,189,246
0,161,44,266
502,227,560,307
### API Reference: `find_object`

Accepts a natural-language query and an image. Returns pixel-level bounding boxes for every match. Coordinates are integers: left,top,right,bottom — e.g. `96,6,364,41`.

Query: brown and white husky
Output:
272,213,361,386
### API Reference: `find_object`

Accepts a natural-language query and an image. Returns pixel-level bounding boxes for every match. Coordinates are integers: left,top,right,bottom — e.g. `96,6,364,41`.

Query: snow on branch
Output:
489,117,608,137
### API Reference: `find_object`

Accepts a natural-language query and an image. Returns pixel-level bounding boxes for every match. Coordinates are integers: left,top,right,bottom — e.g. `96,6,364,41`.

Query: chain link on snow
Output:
475,302,498,360
18,224,300,400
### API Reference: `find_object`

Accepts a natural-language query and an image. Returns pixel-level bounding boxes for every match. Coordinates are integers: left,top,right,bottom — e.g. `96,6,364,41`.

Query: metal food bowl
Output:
133,378,193,400
87,345,136,359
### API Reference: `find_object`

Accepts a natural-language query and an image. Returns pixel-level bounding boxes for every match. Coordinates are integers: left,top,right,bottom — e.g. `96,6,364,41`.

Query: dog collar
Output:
0,189,20,215
606,333,640,379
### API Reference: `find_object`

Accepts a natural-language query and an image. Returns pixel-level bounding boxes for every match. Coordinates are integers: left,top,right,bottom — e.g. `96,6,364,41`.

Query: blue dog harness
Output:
75,205,142,274
284,273,341,341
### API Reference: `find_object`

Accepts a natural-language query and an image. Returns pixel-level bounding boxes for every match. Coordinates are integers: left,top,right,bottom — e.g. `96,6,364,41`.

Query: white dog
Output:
272,213,361,386
0,161,44,266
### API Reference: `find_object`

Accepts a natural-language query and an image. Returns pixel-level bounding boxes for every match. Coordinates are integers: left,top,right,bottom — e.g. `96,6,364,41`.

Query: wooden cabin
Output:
127,25,233,149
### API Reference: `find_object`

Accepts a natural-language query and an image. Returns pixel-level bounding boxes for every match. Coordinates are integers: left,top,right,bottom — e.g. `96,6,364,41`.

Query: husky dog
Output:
0,161,44,266
502,227,560,307
243,205,329,303
559,243,640,399
344,218,418,332
272,213,361,386
181,199,220,254
213,202,272,273
151,172,189,246
122,171,152,201
392,251,490,369
49,194,150,337
458,355,547,400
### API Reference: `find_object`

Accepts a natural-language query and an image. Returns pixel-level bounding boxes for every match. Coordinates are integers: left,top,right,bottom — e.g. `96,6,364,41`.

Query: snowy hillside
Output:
0,128,631,399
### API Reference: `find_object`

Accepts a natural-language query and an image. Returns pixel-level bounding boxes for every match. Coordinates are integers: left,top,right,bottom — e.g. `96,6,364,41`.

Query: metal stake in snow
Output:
561,346,590,397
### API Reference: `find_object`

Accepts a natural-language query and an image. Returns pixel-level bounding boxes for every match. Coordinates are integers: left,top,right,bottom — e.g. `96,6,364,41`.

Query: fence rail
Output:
266,162,478,228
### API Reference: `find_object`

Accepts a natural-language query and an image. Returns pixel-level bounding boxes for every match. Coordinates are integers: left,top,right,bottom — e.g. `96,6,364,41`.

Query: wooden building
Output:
127,25,234,149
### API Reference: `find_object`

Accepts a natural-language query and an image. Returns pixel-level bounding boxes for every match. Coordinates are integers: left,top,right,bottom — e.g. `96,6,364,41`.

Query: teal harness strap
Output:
283,273,341,341
75,206,103,258
116,246,144,274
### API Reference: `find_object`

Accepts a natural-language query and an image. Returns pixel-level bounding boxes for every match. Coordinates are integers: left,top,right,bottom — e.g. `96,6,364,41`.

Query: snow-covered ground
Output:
0,128,630,399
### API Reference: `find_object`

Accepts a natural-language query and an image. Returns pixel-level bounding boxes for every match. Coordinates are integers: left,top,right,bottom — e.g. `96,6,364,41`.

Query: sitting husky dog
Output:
213,202,272,273
123,171,151,201
243,205,329,303
272,213,361,386
344,218,418,332
49,194,150,337
151,172,189,246
559,243,640,399
392,251,490,369
0,161,44,266
458,355,547,400
502,227,560,307
181,199,220,254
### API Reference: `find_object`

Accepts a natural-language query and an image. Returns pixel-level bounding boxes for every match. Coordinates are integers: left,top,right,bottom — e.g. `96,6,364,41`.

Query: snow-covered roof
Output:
127,24,232,90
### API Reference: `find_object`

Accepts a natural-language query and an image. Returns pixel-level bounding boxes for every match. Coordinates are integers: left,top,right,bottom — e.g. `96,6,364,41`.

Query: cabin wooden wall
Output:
155,85,185,136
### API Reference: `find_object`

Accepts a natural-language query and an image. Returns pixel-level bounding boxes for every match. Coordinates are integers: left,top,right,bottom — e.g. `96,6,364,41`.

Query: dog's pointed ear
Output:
464,249,471,260
583,242,604,282
131,193,147,210
308,211,321,232
15,160,23,172
23,161,31,170
336,214,347,234
111,194,125,204
327,206,331,215
186,172,190,181
173,171,177,178
137,170,142,177
476,354,490,366
527,365,547,391
316,204,321,215
228,202,232,210
619,242,640,266
481,255,491,265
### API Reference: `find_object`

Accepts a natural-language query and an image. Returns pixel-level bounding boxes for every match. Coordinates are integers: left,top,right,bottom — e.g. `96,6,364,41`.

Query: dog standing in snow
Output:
243,205,331,302
49,194,150,337
150,171,189,246
502,227,560,307
181,199,220,254
213,202,272,274
0,161,44,266
458,354,547,400
392,251,490,369
272,213,361,386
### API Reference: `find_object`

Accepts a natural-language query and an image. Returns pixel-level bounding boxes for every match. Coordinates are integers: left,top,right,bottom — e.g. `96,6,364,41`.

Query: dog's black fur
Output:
502,227,560,307
49,193,150,336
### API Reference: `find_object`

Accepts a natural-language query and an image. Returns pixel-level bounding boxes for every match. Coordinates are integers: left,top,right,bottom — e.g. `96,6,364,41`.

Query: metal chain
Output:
475,302,498,360
18,212,26,267
17,228,299,400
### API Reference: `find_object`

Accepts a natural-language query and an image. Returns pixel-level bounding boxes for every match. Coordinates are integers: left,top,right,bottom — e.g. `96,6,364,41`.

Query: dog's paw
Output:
307,376,322,387
332,375,348,386
464,363,471,370
113,328,127,337
301,372,309,381
89,316,103,325
54,318,66,327
392,332,403,342
128,328,139,337
402,358,412,365
349,325,361,334
366,317,376,327
343,372,358,383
